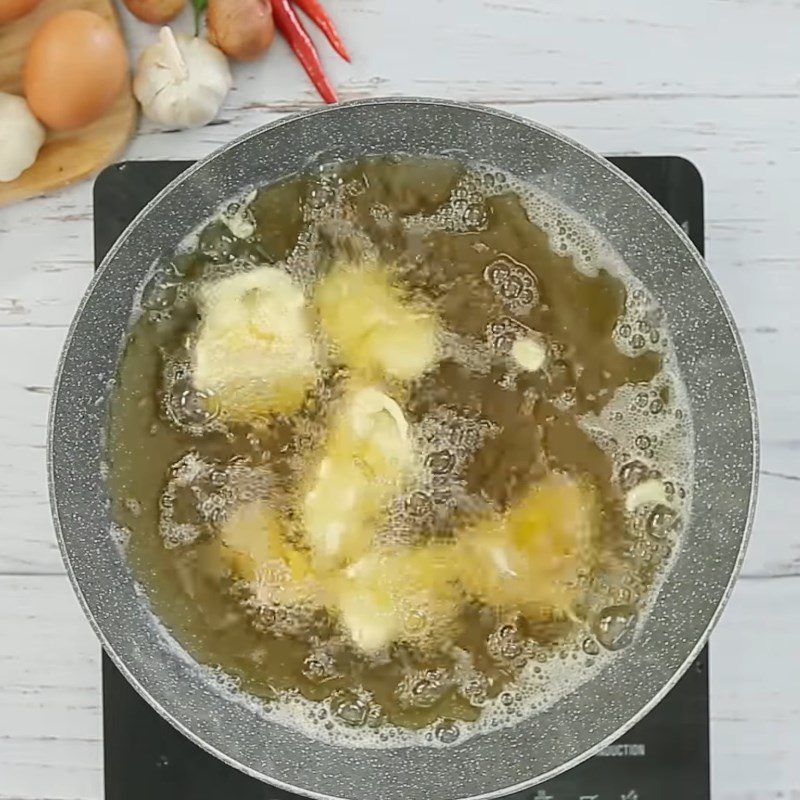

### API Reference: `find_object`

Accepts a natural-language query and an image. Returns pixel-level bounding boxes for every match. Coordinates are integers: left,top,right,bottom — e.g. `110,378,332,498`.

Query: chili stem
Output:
271,0,338,104
292,0,350,62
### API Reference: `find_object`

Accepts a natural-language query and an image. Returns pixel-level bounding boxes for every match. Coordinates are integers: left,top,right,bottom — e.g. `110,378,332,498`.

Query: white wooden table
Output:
2,1,798,798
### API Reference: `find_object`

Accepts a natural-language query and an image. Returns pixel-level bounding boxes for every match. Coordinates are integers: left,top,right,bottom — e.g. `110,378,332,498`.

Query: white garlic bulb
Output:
0,93,45,183
133,26,232,130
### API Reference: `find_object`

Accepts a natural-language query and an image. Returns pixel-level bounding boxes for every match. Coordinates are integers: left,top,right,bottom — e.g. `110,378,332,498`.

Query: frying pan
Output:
48,98,758,800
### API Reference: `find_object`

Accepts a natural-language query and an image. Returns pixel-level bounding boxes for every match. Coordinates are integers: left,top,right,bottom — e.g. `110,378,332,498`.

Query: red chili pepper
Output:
271,0,338,104
292,0,350,62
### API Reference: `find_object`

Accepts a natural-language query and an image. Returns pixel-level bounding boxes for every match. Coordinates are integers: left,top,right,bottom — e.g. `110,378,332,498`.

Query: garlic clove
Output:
0,93,46,183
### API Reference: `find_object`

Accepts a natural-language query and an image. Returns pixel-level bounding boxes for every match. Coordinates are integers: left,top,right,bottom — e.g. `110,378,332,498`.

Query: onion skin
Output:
206,0,275,61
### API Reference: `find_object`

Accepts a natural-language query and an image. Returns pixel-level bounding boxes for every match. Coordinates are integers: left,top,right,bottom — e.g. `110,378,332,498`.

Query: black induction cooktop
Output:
95,156,708,800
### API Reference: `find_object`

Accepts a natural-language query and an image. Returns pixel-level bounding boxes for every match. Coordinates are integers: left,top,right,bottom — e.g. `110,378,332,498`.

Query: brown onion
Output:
122,0,185,24
206,0,275,61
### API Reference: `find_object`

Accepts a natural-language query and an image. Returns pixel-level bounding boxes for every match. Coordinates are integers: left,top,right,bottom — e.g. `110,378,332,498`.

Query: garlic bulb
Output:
133,26,232,129
0,93,45,183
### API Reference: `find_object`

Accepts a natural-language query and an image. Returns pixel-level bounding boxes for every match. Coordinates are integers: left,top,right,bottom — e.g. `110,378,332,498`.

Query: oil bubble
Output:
426,450,455,475
619,460,648,489
463,203,486,228
142,279,178,312
593,605,638,651
483,257,538,313
366,704,385,728
406,491,432,517
330,691,368,727
434,719,461,744
303,652,338,684
124,497,142,517
647,504,679,539
178,387,220,426
398,669,449,709
581,636,601,656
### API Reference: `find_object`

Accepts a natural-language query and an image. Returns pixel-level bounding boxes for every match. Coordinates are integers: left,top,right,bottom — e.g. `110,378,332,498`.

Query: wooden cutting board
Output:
0,0,137,206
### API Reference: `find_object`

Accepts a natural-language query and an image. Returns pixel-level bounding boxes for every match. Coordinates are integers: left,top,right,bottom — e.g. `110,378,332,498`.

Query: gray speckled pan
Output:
47,99,758,800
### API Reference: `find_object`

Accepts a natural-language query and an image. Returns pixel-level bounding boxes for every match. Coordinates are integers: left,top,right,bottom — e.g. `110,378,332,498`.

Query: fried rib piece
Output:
302,386,417,568
457,473,598,619
315,260,439,381
193,267,317,421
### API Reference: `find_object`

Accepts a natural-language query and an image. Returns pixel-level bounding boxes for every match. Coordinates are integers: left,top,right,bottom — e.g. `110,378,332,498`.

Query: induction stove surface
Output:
95,156,708,800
